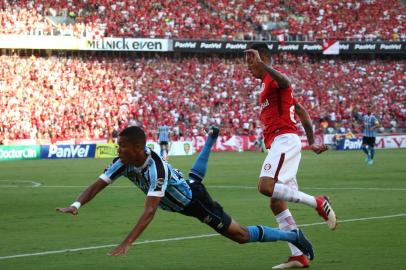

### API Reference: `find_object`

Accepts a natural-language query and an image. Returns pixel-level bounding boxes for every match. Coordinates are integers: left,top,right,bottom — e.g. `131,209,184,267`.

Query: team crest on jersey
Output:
264,163,272,171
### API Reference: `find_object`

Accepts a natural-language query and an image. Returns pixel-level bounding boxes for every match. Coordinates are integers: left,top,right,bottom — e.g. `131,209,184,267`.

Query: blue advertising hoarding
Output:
336,138,363,150
40,144,96,159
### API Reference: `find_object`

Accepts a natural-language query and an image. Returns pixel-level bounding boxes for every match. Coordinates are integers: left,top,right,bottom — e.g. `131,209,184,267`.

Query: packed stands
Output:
0,54,404,144
1,0,405,40
0,7,53,35
284,0,405,41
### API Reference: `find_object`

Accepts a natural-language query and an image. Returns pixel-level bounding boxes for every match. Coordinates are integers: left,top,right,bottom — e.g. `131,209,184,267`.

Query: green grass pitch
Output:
0,149,405,270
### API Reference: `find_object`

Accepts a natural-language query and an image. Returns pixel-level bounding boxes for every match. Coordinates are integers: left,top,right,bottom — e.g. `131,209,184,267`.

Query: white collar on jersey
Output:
134,147,151,171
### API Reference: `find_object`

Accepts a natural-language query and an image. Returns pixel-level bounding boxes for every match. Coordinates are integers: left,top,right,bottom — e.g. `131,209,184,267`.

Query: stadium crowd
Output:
283,0,405,41
0,54,404,144
0,0,404,40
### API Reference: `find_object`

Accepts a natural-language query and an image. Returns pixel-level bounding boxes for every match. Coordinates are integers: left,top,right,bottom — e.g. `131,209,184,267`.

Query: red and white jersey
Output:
259,72,298,148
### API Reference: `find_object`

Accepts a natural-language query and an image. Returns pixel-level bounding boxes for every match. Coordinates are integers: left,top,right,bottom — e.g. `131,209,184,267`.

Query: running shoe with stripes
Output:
315,196,337,230
272,255,310,269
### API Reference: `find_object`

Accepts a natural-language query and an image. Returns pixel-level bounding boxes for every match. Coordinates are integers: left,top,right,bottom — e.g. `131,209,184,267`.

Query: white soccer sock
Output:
276,209,302,256
273,183,317,208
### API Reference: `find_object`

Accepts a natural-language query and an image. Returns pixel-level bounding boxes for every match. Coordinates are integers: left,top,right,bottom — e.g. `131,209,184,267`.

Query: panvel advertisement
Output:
40,144,96,159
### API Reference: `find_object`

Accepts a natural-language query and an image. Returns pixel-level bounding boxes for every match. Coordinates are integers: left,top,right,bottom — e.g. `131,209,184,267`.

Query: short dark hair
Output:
119,126,146,146
249,42,271,57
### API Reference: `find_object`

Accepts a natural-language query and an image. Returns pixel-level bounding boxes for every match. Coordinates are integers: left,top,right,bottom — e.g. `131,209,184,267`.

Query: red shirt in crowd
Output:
259,72,298,148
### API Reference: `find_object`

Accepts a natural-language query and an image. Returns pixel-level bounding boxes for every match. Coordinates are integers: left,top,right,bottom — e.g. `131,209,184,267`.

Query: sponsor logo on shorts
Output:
264,163,272,171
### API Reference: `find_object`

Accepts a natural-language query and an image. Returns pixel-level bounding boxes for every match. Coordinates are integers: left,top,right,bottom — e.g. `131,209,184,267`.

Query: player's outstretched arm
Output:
295,103,328,155
108,196,161,256
56,179,108,215
244,49,291,89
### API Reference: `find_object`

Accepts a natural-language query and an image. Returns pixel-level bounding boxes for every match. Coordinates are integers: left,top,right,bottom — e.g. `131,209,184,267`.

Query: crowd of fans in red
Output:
0,54,404,144
284,0,405,41
1,0,405,40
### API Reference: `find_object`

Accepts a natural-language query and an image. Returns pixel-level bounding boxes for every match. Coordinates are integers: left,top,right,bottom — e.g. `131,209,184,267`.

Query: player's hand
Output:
244,49,262,64
310,144,329,154
107,241,131,256
56,206,79,215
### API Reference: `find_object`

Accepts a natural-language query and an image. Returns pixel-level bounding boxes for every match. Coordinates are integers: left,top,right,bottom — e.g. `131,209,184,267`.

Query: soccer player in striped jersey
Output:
57,126,314,259
361,106,380,165
245,43,337,269
157,124,170,160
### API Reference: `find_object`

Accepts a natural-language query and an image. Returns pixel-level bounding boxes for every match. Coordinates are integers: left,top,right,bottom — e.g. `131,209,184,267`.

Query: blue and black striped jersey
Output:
99,149,192,212
158,125,170,142
363,114,379,137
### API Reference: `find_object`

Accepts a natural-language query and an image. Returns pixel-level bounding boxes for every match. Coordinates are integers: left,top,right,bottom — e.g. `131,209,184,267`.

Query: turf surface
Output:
0,149,405,269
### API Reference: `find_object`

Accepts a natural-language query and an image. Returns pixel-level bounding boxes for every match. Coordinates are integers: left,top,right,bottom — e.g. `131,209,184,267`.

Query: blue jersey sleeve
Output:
147,151,170,197
99,157,126,184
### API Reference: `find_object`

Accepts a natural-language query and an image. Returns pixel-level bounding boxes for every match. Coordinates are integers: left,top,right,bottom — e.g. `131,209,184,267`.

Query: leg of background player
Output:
160,144,165,158
370,146,375,160
362,143,371,163
368,145,375,165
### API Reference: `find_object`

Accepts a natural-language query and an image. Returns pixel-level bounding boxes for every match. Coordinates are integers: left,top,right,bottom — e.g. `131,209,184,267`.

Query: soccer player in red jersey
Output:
245,43,337,269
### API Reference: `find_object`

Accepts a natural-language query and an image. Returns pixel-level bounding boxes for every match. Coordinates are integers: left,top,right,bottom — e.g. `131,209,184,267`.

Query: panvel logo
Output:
343,139,362,150
174,41,197,49
200,42,222,49
354,44,376,50
46,144,96,159
303,44,322,51
379,44,402,50
278,44,299,51
225,43,247,50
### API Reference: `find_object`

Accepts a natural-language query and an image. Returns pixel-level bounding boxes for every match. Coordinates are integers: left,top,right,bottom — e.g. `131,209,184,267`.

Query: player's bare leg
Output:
258,176,337,230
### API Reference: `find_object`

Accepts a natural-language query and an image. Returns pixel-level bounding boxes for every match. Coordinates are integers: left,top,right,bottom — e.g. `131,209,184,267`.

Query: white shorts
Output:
259,133,301,189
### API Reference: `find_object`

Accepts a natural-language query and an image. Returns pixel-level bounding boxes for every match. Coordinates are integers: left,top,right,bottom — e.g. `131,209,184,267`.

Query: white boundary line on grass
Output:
209,186,406,191
0,181,406,191
0,180,42,187
0,213,405,260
